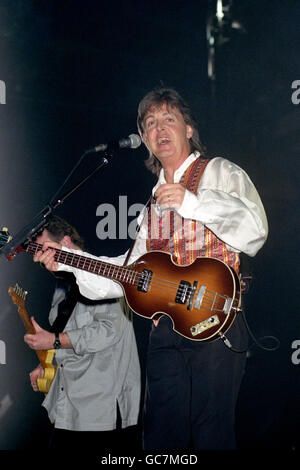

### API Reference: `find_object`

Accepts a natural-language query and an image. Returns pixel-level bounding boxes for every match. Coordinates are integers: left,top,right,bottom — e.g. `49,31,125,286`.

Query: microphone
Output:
87,134,141,154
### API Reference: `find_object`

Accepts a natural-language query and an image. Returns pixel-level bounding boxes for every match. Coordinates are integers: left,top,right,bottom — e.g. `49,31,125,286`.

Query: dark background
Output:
0,0,299,453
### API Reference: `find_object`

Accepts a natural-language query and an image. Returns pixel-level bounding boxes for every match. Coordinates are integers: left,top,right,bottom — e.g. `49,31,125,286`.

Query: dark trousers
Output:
143,314,248,451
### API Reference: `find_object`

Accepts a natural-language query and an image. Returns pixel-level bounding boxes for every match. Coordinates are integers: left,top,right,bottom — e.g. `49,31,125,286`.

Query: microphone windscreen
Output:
128,134,141,149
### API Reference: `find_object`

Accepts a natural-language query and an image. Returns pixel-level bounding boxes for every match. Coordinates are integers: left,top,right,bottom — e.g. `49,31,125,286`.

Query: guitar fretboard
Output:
24,242,140,286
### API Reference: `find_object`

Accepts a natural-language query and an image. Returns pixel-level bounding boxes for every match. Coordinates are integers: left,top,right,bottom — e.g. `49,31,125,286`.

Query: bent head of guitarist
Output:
24,217,84,391
32,87,269,451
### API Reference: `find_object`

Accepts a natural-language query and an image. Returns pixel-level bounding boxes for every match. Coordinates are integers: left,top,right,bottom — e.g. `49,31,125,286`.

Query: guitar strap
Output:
122,195,152,266
180,157,210,193
50,272,80,334
50,273,121,333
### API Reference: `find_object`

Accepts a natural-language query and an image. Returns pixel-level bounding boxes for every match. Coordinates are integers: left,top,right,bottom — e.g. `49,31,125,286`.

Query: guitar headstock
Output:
0,227,21,260
0,227,11,248
8,283,28,309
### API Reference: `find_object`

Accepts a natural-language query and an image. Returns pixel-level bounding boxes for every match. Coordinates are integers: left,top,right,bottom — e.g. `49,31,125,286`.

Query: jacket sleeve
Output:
65,300,128,356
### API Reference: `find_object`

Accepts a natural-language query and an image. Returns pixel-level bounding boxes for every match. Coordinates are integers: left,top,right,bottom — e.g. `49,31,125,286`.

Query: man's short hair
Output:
44,215,84,250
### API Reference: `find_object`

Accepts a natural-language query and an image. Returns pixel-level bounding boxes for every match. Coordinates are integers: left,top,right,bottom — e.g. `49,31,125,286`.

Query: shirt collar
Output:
152,151,200,195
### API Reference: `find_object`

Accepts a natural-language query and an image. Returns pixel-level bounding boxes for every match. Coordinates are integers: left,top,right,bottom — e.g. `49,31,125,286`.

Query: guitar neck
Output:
8,285,53,367
21,312,47,366
23,242,135,284
19,309,36,335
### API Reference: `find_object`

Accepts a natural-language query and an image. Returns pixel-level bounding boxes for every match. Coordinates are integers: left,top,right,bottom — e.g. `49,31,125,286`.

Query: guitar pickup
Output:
137,269,152,293
187,281,198,310
175,280,191,304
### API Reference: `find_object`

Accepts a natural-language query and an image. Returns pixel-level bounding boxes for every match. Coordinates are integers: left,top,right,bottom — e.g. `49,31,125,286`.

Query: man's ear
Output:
60,235,72,248
186,125,194,140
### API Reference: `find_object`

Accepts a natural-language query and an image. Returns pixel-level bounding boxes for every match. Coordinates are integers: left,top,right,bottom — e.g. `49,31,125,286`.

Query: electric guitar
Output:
8,283,56,393
2,230,242,342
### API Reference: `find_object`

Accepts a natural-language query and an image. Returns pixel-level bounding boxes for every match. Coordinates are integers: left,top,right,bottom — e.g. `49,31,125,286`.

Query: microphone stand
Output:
0,148,111,258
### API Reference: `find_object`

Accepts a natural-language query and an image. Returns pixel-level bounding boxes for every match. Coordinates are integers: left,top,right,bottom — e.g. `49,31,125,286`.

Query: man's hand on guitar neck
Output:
33,241,61,272
24,317,72,350
24,317,56,350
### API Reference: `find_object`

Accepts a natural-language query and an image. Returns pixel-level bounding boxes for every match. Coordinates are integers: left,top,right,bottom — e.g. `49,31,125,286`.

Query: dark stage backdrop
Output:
0,0,299,453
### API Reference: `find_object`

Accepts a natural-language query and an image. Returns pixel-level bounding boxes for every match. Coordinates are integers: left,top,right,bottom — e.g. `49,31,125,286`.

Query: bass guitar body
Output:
120,251,241,341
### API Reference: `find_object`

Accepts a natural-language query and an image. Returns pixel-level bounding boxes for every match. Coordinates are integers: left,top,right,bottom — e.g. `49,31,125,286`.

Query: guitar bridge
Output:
137,269,152,293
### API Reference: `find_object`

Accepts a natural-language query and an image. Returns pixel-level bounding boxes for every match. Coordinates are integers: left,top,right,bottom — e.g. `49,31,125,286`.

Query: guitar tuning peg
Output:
0,227,12,243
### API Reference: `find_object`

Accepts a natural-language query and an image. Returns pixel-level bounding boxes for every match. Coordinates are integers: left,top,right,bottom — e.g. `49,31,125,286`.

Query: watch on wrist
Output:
53,332,61,349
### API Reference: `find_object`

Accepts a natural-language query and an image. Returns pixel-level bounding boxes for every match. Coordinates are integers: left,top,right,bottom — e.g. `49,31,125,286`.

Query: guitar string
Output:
25,243,228,310
146,278,225,304
64,251,227,305
26,243,230,310
141,282,225,312
151,275,229,300
25,245,225,312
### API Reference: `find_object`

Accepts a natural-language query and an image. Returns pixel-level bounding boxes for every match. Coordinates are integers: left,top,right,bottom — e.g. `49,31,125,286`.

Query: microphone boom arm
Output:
0,150,111,258
0,132,140,257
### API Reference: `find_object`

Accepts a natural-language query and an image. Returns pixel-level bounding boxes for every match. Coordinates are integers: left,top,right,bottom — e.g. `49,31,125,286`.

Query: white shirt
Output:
57,153,268,301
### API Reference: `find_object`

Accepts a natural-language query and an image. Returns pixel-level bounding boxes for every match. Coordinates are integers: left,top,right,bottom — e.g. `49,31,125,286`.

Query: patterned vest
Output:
146,157,240,272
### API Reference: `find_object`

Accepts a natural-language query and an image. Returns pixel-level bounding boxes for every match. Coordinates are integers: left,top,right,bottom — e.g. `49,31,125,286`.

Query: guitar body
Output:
8,285,56,393
121,251,241,341
36,349,56,393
